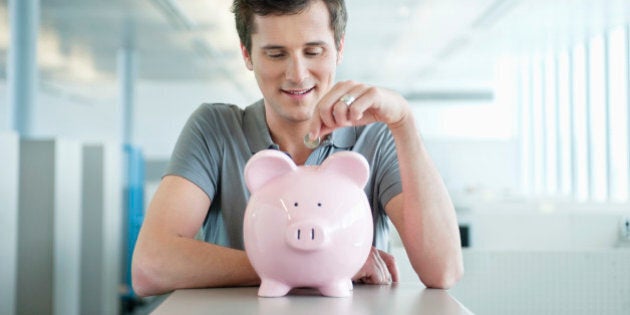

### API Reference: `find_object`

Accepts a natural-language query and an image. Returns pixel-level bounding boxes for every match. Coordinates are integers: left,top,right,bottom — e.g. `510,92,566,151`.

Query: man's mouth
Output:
282,87,315,96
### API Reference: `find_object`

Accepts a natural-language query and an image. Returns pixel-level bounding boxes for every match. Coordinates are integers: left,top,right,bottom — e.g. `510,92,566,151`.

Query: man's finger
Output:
368,248,391,284
307,113,322,145
379,250,399,283
377,252,391,284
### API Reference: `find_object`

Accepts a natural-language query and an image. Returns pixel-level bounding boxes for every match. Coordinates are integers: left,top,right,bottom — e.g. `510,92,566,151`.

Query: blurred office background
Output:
1,0,629,314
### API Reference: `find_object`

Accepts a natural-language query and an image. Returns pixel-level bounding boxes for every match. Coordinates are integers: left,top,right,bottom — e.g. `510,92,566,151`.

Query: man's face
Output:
241,0,343,124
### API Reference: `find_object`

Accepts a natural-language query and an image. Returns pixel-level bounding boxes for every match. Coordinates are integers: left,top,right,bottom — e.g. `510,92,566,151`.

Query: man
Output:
132,0,463,297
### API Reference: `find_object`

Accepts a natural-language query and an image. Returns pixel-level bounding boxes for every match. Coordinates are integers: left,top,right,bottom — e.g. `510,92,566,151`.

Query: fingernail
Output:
308,131,317,141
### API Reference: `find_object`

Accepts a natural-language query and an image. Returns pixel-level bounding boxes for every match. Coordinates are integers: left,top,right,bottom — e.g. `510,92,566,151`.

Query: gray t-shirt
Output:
165,100,402,251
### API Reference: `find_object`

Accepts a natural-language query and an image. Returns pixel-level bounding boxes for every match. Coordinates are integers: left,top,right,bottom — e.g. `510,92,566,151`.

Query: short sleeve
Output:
372,126,403,208
164,104,223,200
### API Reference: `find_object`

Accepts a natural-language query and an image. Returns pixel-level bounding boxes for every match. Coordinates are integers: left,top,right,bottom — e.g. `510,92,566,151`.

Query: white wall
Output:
134,80,254,159
36,82,121,141
458,209,628,250
424,139,521,196
410,97,521,196
390,207,628,252
411,101,516,140
0,79,254,159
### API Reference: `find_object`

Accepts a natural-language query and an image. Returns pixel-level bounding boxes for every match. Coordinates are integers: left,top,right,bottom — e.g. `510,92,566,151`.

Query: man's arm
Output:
131,175,260,297
309,81,463,288
385,114,464,289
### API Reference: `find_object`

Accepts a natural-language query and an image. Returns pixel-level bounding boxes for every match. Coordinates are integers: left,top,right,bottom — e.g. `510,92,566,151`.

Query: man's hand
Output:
352,247,399,285
308,80,411,140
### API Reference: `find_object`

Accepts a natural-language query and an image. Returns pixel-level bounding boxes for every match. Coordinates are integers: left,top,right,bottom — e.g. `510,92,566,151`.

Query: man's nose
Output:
285,56,308,84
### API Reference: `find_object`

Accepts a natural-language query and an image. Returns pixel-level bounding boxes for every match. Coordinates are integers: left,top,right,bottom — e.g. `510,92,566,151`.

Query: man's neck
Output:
265,115,313,165
270,126,313,165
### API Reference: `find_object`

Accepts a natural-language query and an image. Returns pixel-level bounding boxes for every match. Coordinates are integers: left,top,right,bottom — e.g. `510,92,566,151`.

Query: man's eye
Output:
267,51,285,59
305,49,323,56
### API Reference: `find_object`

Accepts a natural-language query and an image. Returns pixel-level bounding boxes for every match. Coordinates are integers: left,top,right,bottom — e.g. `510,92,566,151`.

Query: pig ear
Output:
320,151,370,188
245,150,297,193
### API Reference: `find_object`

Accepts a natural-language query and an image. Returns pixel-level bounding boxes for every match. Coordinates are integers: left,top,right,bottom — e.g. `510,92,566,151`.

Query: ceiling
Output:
0,0,628,98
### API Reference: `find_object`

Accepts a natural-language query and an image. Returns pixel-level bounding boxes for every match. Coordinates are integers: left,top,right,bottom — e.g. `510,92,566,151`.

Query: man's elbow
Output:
420,263,464,290
131,255,167,297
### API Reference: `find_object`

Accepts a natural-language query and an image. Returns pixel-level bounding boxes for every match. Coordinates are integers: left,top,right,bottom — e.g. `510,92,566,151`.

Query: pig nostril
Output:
292,227,319,242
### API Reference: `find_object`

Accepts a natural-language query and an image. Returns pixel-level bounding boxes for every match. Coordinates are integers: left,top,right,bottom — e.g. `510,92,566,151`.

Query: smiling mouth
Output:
282,87,315,96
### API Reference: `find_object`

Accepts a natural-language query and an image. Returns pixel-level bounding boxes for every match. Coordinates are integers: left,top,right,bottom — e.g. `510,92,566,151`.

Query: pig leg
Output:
319,279,352,297
258,278,292,297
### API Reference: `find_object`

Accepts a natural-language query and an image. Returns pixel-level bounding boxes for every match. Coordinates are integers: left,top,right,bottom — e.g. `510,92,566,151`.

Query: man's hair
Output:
231,0,347,54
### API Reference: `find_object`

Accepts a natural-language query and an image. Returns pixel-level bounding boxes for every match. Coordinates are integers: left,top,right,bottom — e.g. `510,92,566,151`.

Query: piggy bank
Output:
243,150,373,297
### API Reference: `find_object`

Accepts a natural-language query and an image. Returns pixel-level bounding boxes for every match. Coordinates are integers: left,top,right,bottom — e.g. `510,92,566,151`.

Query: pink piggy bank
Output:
243,150,373,297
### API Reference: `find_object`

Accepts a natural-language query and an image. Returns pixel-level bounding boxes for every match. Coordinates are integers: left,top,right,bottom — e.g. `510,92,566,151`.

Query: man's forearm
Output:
388,114,464,288
132,233,260,296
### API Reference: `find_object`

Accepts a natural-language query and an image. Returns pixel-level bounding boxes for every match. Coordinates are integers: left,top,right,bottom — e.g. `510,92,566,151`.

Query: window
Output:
544,54,558,195
557,50,573,196
531,58,545,195
607,26,629,202
587,35,608,202
514,25,630,204
520,59,533,195
572,43,590,202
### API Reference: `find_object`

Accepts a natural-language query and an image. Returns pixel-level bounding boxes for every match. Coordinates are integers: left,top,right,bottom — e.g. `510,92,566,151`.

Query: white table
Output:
152,283,473,315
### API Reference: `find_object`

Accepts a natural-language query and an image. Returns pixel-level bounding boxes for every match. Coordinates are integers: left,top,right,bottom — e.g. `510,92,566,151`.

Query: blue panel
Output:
123,144,145,298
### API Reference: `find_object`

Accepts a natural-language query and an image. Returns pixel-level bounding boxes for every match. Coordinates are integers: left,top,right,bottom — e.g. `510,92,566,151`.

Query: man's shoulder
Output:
195,103,245,118
189,103,248,127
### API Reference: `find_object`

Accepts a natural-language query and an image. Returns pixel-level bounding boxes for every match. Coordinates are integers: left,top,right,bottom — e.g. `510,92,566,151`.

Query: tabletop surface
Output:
152,282,473,315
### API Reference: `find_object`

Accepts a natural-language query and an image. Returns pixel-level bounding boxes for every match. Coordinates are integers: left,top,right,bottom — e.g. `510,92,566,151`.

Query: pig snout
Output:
285,222,326,251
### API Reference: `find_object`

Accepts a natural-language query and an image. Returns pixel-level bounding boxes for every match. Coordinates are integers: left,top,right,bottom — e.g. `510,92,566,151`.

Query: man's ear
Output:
336,36,345,65
240,42,254,70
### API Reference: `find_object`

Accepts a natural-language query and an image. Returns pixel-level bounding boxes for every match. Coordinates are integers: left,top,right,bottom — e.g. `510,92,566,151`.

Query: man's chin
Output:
282,108,315,123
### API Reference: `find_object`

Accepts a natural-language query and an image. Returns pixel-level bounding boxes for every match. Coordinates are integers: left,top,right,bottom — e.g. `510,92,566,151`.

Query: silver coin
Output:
303,134,321,149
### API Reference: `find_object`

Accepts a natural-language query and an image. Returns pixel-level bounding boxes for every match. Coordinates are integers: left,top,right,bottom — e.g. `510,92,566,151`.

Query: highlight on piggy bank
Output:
243,150,373,297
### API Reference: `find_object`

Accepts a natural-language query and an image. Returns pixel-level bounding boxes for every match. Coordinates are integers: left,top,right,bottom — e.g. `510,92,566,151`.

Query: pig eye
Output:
317,202,322,207
294,202,299,207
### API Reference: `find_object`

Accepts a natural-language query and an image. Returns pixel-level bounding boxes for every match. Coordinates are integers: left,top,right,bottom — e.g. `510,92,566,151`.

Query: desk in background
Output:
152,283,472,315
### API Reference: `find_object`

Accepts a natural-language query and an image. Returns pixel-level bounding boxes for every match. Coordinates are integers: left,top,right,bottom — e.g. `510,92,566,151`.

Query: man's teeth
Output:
287,88,311,95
